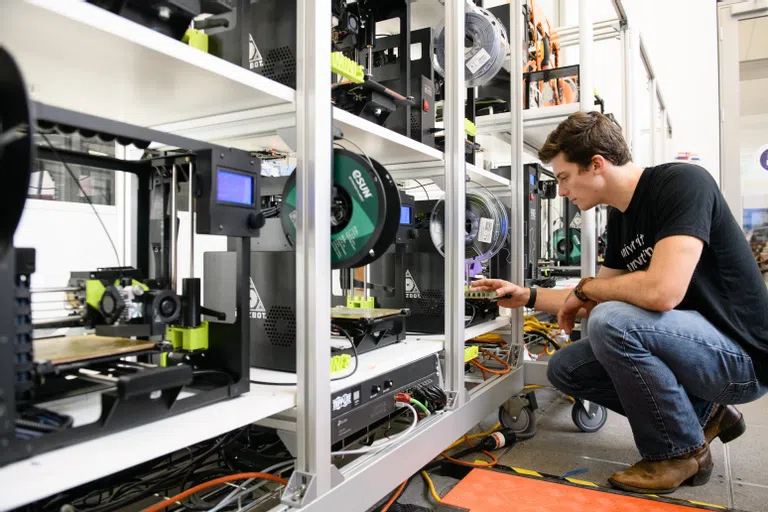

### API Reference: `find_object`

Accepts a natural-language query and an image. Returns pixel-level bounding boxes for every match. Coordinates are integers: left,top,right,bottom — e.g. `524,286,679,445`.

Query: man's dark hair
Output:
538,111,631,169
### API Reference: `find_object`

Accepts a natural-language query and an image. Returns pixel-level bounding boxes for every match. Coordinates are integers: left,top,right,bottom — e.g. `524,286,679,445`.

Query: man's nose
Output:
558,186,567,197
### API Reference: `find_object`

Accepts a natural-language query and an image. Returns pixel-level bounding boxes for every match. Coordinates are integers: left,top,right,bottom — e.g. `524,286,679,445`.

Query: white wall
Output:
14,199,228,318
14,200,121,320
14,200,122,288
739,113,768,211
556,1,720,175
624,0,721,177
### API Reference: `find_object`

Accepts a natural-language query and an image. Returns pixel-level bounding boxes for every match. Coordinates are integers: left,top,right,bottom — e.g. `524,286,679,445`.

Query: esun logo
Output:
351,169,373,199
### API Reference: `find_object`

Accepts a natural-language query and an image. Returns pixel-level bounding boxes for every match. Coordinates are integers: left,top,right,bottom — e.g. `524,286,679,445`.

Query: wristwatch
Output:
572,277,596,302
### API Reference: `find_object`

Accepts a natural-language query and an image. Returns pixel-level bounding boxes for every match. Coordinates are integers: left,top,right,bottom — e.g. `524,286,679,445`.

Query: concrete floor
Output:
494,388,768,512
385,388,768,511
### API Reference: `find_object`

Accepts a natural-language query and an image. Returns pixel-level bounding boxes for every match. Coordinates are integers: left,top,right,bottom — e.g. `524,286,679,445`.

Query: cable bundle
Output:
524,314,564,356
433,1,510,87
34,426,293,512
469,347,512,380
398,384,448,415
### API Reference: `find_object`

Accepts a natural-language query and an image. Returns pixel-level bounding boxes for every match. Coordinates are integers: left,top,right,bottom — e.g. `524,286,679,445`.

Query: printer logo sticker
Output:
249,34,264,69
249,278,266,319
332,393,352,412
405,270,421,299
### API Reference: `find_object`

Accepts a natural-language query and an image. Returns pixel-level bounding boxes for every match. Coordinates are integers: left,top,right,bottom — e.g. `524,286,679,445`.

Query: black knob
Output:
409,228,419,240
248,212,266,230
371,385,381,395
159,297,176,317
383,380,393,390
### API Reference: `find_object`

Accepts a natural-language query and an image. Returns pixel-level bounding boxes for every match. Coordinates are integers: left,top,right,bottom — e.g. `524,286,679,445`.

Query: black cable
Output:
248,379,297,387
180,467,239,511
39,132,121,267
249,325,360,386
45,445,211,511
378,472,421,512
177,429,246,498
83,429,245,512
465,302,478,327
401,179,430,200
376,447,462,512
389,504,434,512
193,369,235,385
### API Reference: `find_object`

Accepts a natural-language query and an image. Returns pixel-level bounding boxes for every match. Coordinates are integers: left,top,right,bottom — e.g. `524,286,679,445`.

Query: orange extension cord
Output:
441,433,499,468
142,472,288,512
470,348,512,380
380,480,409,512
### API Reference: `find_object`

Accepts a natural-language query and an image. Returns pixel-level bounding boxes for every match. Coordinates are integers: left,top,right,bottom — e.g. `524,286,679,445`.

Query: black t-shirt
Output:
603,163,768,382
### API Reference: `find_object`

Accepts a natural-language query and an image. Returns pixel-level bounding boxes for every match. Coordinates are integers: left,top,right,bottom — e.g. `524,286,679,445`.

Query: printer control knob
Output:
248,212,266,230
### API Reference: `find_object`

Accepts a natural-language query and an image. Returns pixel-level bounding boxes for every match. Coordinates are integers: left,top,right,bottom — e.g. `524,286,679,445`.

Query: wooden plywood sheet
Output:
34,336,156,365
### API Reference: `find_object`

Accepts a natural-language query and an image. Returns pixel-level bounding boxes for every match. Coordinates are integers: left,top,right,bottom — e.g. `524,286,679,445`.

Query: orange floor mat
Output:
441,468,715,512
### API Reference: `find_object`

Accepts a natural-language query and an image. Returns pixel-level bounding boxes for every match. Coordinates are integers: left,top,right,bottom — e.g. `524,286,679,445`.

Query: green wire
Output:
410,398,431,417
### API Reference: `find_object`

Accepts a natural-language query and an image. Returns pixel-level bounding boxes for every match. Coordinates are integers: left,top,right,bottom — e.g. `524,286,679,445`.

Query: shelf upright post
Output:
649,78,658,165
621,26,634,154
509,0,524,344
170,164,179,291
661,108,668,163
284,0,333,506
579,0,597,285
444,0,467,406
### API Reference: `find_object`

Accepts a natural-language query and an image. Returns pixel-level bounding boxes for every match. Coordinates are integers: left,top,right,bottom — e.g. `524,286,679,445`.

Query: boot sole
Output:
608,466,713,495
718,415,746,444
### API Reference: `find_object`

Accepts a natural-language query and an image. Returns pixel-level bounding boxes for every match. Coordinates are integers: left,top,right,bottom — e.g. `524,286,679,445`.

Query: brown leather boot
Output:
704,405,746,444
608,445,713,494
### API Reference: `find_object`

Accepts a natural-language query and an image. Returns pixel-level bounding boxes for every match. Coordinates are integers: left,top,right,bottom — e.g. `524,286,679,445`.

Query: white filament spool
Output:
433,2,510,87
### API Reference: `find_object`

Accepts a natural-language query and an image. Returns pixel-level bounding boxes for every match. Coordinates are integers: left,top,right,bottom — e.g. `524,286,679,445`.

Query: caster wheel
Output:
499,403,537,440
572,402,607,433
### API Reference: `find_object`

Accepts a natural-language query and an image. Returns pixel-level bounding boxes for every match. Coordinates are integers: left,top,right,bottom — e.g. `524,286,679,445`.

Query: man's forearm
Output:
529,287,571,315
582,271,669,311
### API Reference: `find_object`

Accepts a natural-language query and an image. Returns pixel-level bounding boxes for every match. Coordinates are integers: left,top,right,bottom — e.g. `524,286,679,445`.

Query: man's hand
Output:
557,290,597,334
470,279,530,309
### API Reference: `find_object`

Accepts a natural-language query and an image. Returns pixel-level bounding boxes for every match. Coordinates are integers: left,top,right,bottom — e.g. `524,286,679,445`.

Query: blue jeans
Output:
547,301,768,460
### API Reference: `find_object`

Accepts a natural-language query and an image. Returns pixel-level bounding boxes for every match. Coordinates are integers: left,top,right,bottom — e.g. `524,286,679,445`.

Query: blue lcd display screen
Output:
530,174,536,185
400,205,412,225
217,169,253,206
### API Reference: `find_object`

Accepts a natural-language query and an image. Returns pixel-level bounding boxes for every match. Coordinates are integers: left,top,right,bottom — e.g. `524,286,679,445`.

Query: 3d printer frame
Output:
0,103,253,467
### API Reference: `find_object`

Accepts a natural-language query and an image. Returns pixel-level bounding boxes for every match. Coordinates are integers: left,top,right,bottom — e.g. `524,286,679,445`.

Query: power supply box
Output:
331,353,440,444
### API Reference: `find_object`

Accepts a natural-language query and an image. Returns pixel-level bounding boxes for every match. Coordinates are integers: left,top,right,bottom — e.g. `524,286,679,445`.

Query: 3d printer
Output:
0,47,259,466
204,144,408,373
368,187,511,334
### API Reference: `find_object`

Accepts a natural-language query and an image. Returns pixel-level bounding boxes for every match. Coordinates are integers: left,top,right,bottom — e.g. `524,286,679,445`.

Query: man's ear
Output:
591,155,606,175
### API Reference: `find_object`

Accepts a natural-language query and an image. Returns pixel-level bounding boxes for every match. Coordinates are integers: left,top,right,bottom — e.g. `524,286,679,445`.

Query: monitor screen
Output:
217,169,254,206
400,205,412,225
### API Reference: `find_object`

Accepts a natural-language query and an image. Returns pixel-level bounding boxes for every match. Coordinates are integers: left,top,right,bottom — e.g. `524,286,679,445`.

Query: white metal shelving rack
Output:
0,0,673,510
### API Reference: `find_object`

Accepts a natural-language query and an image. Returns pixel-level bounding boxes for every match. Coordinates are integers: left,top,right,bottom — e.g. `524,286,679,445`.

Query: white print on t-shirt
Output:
620,233,654,272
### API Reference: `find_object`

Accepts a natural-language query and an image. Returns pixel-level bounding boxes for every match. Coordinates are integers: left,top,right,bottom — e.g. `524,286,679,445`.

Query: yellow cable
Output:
523,384,576,402
421,471,443,503
473,333,504,342
445,422,500,451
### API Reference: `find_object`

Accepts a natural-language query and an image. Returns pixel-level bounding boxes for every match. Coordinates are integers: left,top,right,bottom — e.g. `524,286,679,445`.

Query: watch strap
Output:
573,277,595,302
525,287,537,309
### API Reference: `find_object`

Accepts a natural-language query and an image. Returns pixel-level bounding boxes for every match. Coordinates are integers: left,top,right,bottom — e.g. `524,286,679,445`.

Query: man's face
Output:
552,153,603,210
